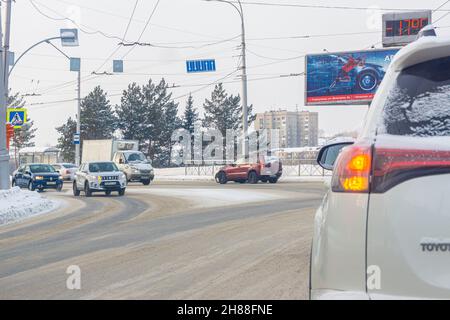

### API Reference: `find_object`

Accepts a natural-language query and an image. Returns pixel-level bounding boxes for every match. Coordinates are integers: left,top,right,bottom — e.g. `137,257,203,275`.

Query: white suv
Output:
310,33,450,299
73,162,127,197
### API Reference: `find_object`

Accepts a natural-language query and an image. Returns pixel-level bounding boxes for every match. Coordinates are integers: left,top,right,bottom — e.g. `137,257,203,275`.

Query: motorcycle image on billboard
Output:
305,49,400,105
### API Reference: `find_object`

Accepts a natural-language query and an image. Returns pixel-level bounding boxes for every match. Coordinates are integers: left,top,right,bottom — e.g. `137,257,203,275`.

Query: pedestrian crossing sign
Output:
7,108,27,129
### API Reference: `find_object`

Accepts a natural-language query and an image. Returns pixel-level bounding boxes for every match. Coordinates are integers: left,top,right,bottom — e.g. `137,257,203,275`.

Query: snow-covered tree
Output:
115,82,146,141
80,86,116,140
55,117,77,163
182,94,199,133
202,83,255,137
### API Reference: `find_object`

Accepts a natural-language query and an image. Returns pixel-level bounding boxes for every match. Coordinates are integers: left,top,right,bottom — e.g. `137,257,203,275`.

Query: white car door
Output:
367,56,450,299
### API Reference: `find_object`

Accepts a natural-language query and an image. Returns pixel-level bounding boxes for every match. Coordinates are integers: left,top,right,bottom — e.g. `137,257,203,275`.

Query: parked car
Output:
215,155,282,184
11,163,63,192
310,33,450,299
73,161,127,197
52,163,78,181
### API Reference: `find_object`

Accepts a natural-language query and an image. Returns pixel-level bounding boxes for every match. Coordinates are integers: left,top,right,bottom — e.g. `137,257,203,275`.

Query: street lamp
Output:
8,30,82,167
0,29,80,190
204,0,249,159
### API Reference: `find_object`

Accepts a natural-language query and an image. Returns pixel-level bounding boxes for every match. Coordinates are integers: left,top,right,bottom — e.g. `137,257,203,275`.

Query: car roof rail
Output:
417,25,437,39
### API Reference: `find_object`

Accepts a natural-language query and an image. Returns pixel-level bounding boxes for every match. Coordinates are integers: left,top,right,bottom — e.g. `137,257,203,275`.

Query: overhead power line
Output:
232,1,450,11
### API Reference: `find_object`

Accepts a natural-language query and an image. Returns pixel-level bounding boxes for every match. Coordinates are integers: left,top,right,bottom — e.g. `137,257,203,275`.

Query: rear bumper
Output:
311,289,370,300
128,173,154,181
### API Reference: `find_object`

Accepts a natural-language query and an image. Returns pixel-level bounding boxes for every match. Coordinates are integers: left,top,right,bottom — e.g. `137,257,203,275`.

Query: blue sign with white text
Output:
186,59,216,73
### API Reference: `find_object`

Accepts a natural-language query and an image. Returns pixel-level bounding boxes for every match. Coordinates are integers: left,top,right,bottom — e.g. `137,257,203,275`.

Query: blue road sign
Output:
113,60,124,73
7,108,27,129
73,133,80,145
186,59,216,73
70,57,81,72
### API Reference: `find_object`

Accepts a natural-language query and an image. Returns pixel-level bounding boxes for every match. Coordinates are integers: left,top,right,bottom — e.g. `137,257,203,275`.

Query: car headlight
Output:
88,175,99,182
131,167,140,173
119,173,126,181
59,176,63,180
35,176,44,180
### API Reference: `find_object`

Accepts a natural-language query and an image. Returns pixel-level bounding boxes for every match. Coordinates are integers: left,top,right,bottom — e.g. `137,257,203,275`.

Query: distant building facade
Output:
254,110,319,148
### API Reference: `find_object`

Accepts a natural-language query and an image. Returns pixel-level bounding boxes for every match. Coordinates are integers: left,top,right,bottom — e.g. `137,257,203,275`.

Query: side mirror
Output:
119,159,124,164
317,142,354,171
25,171,31,176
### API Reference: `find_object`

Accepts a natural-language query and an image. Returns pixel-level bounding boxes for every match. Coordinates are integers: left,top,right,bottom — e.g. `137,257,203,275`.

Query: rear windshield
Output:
30,165,55,173
382,56,450,137
89,162,119,173
63,164,77,168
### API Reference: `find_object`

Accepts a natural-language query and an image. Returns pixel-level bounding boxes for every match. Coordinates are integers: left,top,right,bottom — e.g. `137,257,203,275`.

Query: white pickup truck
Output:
82,140,154,185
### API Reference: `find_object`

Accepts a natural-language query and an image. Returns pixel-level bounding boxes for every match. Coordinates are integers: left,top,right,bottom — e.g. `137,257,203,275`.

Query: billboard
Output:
305,48,400,105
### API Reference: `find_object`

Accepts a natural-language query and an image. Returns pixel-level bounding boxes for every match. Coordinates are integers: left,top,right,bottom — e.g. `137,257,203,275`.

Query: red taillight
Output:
332,144,372,193
66,169,70,174
332,143,450,194
372,148,450,193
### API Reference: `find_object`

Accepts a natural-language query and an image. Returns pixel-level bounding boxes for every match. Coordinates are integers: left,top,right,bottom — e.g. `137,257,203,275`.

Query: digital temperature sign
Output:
382,11,432,47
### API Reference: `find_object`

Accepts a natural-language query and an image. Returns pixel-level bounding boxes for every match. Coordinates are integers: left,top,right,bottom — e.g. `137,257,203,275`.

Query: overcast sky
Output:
6,0,450,146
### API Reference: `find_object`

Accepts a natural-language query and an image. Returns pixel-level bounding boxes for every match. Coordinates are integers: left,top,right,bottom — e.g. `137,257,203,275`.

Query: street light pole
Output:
76,68,81,166
3,0,12,103
205,0,249,158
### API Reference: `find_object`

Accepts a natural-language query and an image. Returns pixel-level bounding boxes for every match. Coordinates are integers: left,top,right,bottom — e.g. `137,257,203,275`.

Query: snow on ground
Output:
133,187,287,209
0,187,59,226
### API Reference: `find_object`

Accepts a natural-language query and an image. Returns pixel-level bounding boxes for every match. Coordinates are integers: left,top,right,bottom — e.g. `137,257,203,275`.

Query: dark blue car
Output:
12,163,63,192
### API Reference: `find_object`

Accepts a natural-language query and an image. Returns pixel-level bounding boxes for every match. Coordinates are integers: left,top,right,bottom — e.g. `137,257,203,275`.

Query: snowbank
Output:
0,187,59,226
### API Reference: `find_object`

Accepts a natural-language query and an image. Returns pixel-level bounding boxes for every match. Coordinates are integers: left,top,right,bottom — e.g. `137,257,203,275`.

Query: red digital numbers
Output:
386,18,429,37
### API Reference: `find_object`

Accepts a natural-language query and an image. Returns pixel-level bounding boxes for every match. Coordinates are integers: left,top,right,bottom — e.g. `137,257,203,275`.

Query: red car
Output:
215,156,283,184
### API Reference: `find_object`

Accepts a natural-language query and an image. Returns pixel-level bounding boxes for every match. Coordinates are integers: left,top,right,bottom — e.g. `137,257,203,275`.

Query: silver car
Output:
52,163,78,181
73,162,127,197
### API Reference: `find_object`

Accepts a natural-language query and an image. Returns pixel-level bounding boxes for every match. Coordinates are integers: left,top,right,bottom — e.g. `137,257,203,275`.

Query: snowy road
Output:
0,181,325,299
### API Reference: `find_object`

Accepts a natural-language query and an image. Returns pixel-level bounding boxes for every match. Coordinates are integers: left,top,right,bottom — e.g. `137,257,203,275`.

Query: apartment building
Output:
254,110,319,148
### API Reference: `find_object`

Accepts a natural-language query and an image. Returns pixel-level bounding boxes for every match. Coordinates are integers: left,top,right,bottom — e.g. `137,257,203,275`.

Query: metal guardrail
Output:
184,160,331,177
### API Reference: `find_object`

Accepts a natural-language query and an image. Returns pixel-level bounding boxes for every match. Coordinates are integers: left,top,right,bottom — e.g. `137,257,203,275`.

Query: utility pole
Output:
238,0,249,159
0,1,10,189
205,0,249,158
75,67,81,166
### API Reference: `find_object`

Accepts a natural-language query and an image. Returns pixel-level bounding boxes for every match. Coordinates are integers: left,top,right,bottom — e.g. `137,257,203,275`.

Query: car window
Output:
89,162,119,173
381,56,450,137
30,164,56,173
63,164,77,168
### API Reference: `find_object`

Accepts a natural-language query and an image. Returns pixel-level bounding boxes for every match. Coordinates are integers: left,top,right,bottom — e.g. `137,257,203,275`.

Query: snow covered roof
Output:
19,146,60,154
392,34,450,71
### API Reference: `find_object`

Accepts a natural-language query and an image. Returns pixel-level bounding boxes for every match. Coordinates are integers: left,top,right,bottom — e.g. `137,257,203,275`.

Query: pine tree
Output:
80,86,116,140
203,83,255,136
55,117,77,163
202,84,255,161
141,78,180,167
115,83,146,141
182,94,199,133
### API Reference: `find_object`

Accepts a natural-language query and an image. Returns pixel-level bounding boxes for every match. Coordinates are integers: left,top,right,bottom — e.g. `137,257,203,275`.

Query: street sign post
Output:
7,108,27,128
186,59,216,73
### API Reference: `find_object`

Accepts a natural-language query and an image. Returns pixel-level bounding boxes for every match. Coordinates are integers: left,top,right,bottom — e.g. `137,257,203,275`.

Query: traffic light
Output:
6,123,14,150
